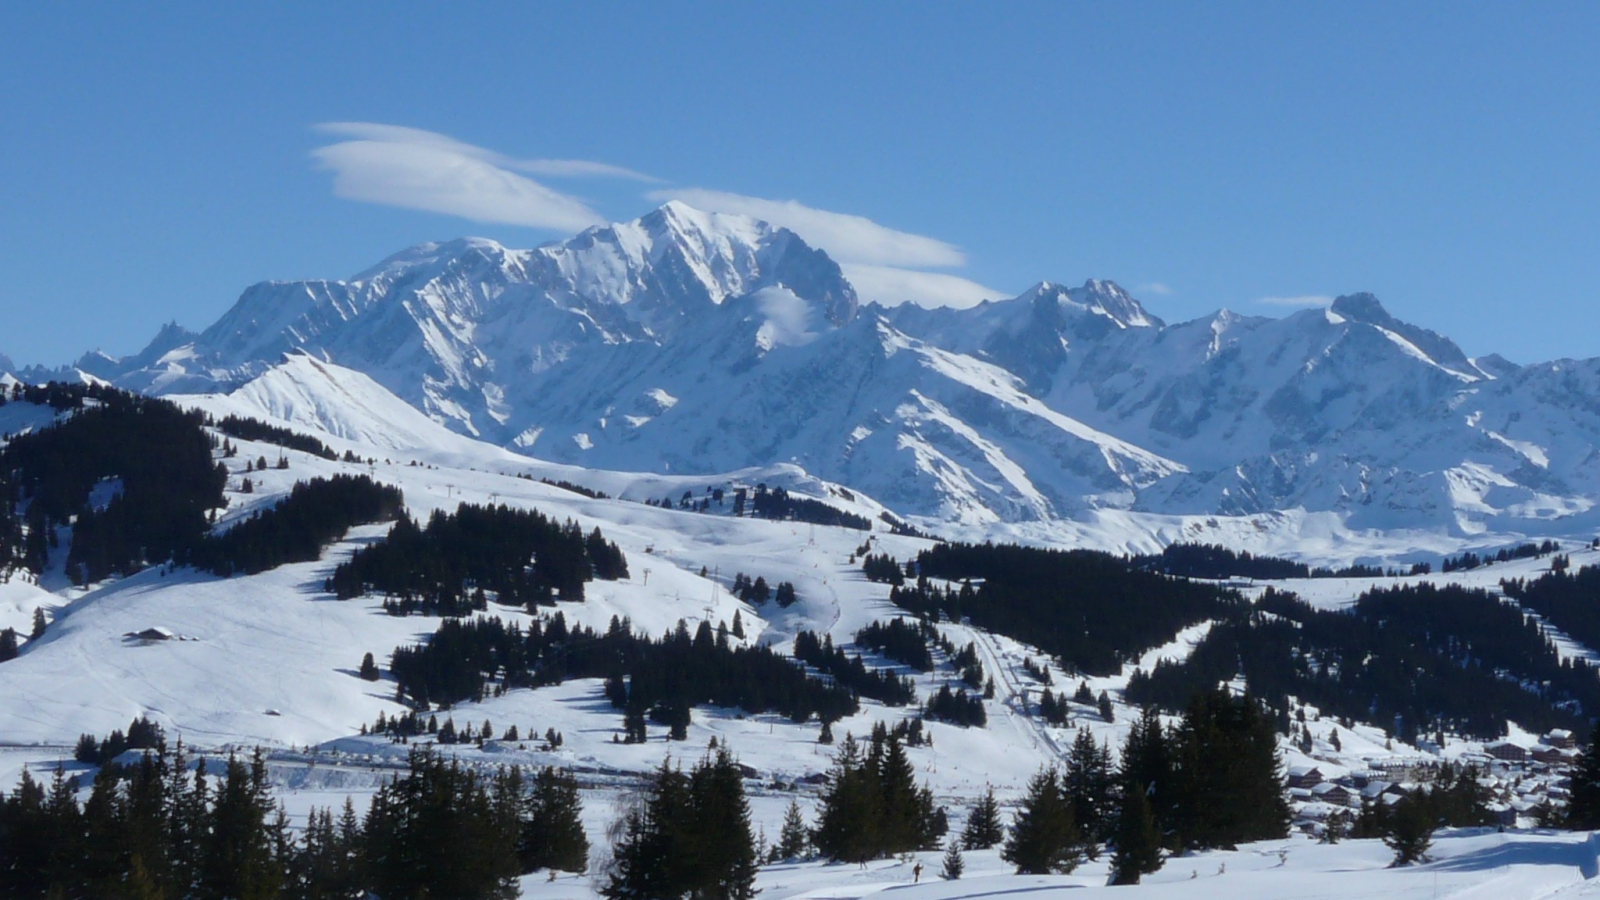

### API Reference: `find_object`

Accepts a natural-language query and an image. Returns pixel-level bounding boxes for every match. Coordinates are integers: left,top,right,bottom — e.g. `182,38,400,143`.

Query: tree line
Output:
792,630,917,706
390,612,861,728
0,382,383,586
744,484,871,530
855,618,933,671
1131,542,1416,580
0,383,225,584
187,475,404,577
328,502,627,614
4,685,1295,897
0,742,589,900
213,414,340,462
1127,584,1600,741
1502,563,1600,657
1443,540,1560,573
893,542,1238,676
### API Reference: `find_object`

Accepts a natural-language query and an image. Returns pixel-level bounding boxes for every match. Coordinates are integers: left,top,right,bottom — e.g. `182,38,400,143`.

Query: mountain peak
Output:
1018,280,1162,330
634,200,766,244
1325,292,1479,380
354,236,517,282
1328,292,1387,322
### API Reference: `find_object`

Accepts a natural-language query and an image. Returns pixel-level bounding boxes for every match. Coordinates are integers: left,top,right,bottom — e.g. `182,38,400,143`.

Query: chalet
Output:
1287,765,1325,789
1486,740,1527,762
1544,729,1577,750
1311,782,1352,806
1530,745,1571,765
1360,781,1409,802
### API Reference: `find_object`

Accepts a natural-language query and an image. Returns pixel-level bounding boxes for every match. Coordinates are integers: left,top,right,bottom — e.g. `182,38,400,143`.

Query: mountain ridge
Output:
28,202,1600,539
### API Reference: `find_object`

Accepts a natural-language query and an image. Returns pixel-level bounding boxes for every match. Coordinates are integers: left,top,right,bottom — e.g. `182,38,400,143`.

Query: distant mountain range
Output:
17,202,1600,539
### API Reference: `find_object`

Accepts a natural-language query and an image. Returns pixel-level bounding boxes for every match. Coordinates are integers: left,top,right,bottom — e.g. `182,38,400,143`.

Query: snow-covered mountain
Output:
65,202,1600,539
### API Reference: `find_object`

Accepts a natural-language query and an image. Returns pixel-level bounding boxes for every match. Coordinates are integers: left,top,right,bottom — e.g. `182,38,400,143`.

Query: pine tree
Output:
1003,768,1081,874
198,751,282,900
1108,782,1161,885
877,732,933,852
0,627,19,661
30,607,46,641
1170,690,1289,850
358,652,380,681
962,787,1005,850
1065,728,1114,845
363,748,521,900
812,734,881,864
1118,706,1174,845
1322,809,1351,844
603,750,756,900
605,764,673,900
522,766,590,873
1384,792,1434,866
624,701,648,744
1353,796,1390,840
689,746,759,900
777,799,809,860
940,838,964,880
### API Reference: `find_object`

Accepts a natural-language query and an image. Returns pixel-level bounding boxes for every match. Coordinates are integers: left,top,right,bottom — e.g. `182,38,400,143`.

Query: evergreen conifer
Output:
1108,782,1161,885
940,838,964,880
962,787,1005,850
1002,767,1081,874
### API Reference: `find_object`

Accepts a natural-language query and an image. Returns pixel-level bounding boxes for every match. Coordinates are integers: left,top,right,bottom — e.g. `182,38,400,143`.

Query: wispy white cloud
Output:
645,187,965,269
842,264,1003,310
1257,294,1334,307
311,123,655,231
316,123,660,182
1141,282,1173,296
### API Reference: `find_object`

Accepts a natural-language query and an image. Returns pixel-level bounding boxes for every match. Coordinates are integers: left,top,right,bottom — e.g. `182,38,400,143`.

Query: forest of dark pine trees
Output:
1502,563,1600,653
389,613,863,727
889,542,1238,676
0,383,226,584
792,630,917,706
327,502,627,615
213,414,340,461
0,743,591,900
187,475,405,577
745,484,870,530
1126,584,1600,740
0,382,404,587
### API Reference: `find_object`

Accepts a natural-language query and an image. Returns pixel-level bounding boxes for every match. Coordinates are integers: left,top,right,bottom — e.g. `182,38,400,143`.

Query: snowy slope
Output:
4,393,1600,900
172,357,1584,565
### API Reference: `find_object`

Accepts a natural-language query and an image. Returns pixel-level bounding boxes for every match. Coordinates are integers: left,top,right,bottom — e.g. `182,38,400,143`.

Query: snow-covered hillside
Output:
5,385,1600,899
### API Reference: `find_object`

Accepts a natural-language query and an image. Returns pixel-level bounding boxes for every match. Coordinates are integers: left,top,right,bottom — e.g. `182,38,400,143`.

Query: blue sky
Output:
3,3,1598,367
